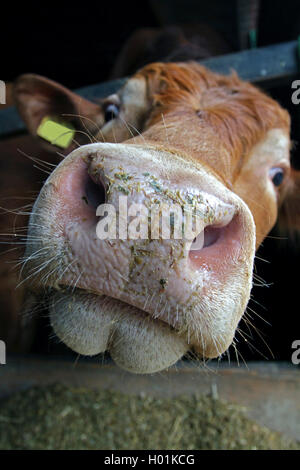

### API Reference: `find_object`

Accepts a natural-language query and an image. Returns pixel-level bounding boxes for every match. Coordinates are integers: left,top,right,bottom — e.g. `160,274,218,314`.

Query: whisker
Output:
246,305,271,326
17,148,56,170
237,325,270,360
16,254,61,289
254,254,270,263
242,315,274,358
122,120,146,144
62,113,101,143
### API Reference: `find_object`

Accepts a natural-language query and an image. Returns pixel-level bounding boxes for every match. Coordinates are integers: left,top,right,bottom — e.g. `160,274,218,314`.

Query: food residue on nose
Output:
159,278,168,289
149,179,163,193
116,185,130,195
114,172,132,182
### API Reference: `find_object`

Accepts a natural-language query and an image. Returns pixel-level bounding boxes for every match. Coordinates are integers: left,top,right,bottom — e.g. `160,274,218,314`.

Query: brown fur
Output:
137,63,290,168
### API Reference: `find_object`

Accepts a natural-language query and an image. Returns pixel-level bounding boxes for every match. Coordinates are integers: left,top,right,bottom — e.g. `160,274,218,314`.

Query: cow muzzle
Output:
24,142,256,373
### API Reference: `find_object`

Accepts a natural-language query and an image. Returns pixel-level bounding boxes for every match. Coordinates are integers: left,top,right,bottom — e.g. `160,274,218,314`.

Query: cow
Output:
3,61,300,373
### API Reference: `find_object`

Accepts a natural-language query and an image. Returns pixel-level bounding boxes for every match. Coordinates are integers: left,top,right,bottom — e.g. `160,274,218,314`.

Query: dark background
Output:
1,0,300,363
2,0,300,87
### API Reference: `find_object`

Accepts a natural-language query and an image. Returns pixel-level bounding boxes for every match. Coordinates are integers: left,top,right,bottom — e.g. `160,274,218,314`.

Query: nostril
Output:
188,214,240,270
191,226,222,251
203,226,222,248
84,175,106,209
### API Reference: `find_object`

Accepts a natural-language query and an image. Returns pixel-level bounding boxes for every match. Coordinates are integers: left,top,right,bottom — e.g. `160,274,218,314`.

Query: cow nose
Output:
86,149,236,247
52,143,239,273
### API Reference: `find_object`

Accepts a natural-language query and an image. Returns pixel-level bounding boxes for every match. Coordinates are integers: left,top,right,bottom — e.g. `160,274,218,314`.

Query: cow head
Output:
13,63,299,373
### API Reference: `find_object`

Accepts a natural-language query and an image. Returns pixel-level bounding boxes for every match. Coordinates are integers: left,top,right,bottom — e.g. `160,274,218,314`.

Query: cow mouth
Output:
55,285,182,334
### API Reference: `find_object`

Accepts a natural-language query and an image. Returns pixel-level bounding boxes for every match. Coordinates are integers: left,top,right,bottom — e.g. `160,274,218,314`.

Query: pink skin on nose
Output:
54,158,98,229
189,214,243,275
53,156,244,281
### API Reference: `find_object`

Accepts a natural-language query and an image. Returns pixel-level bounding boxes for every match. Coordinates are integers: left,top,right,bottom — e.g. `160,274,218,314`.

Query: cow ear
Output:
278,168,300,237
13,74,103,153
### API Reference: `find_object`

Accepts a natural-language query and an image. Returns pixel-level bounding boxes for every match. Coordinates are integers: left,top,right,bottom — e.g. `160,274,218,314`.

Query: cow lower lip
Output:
49,288,189,374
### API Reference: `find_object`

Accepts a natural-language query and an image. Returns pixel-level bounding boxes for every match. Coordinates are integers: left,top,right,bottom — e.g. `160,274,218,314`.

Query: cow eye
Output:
269,167,285,187
104,103,119,123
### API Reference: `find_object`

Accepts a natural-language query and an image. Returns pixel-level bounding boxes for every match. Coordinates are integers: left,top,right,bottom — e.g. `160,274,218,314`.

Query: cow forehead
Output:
124,62,290,138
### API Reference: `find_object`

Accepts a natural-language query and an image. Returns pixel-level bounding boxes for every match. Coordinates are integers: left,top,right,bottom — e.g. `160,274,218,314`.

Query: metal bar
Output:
0,40,298,139
200,40,299,84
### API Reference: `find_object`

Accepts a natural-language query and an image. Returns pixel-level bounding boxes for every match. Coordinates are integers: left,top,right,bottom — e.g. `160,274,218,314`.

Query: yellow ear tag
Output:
37,117,75,148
